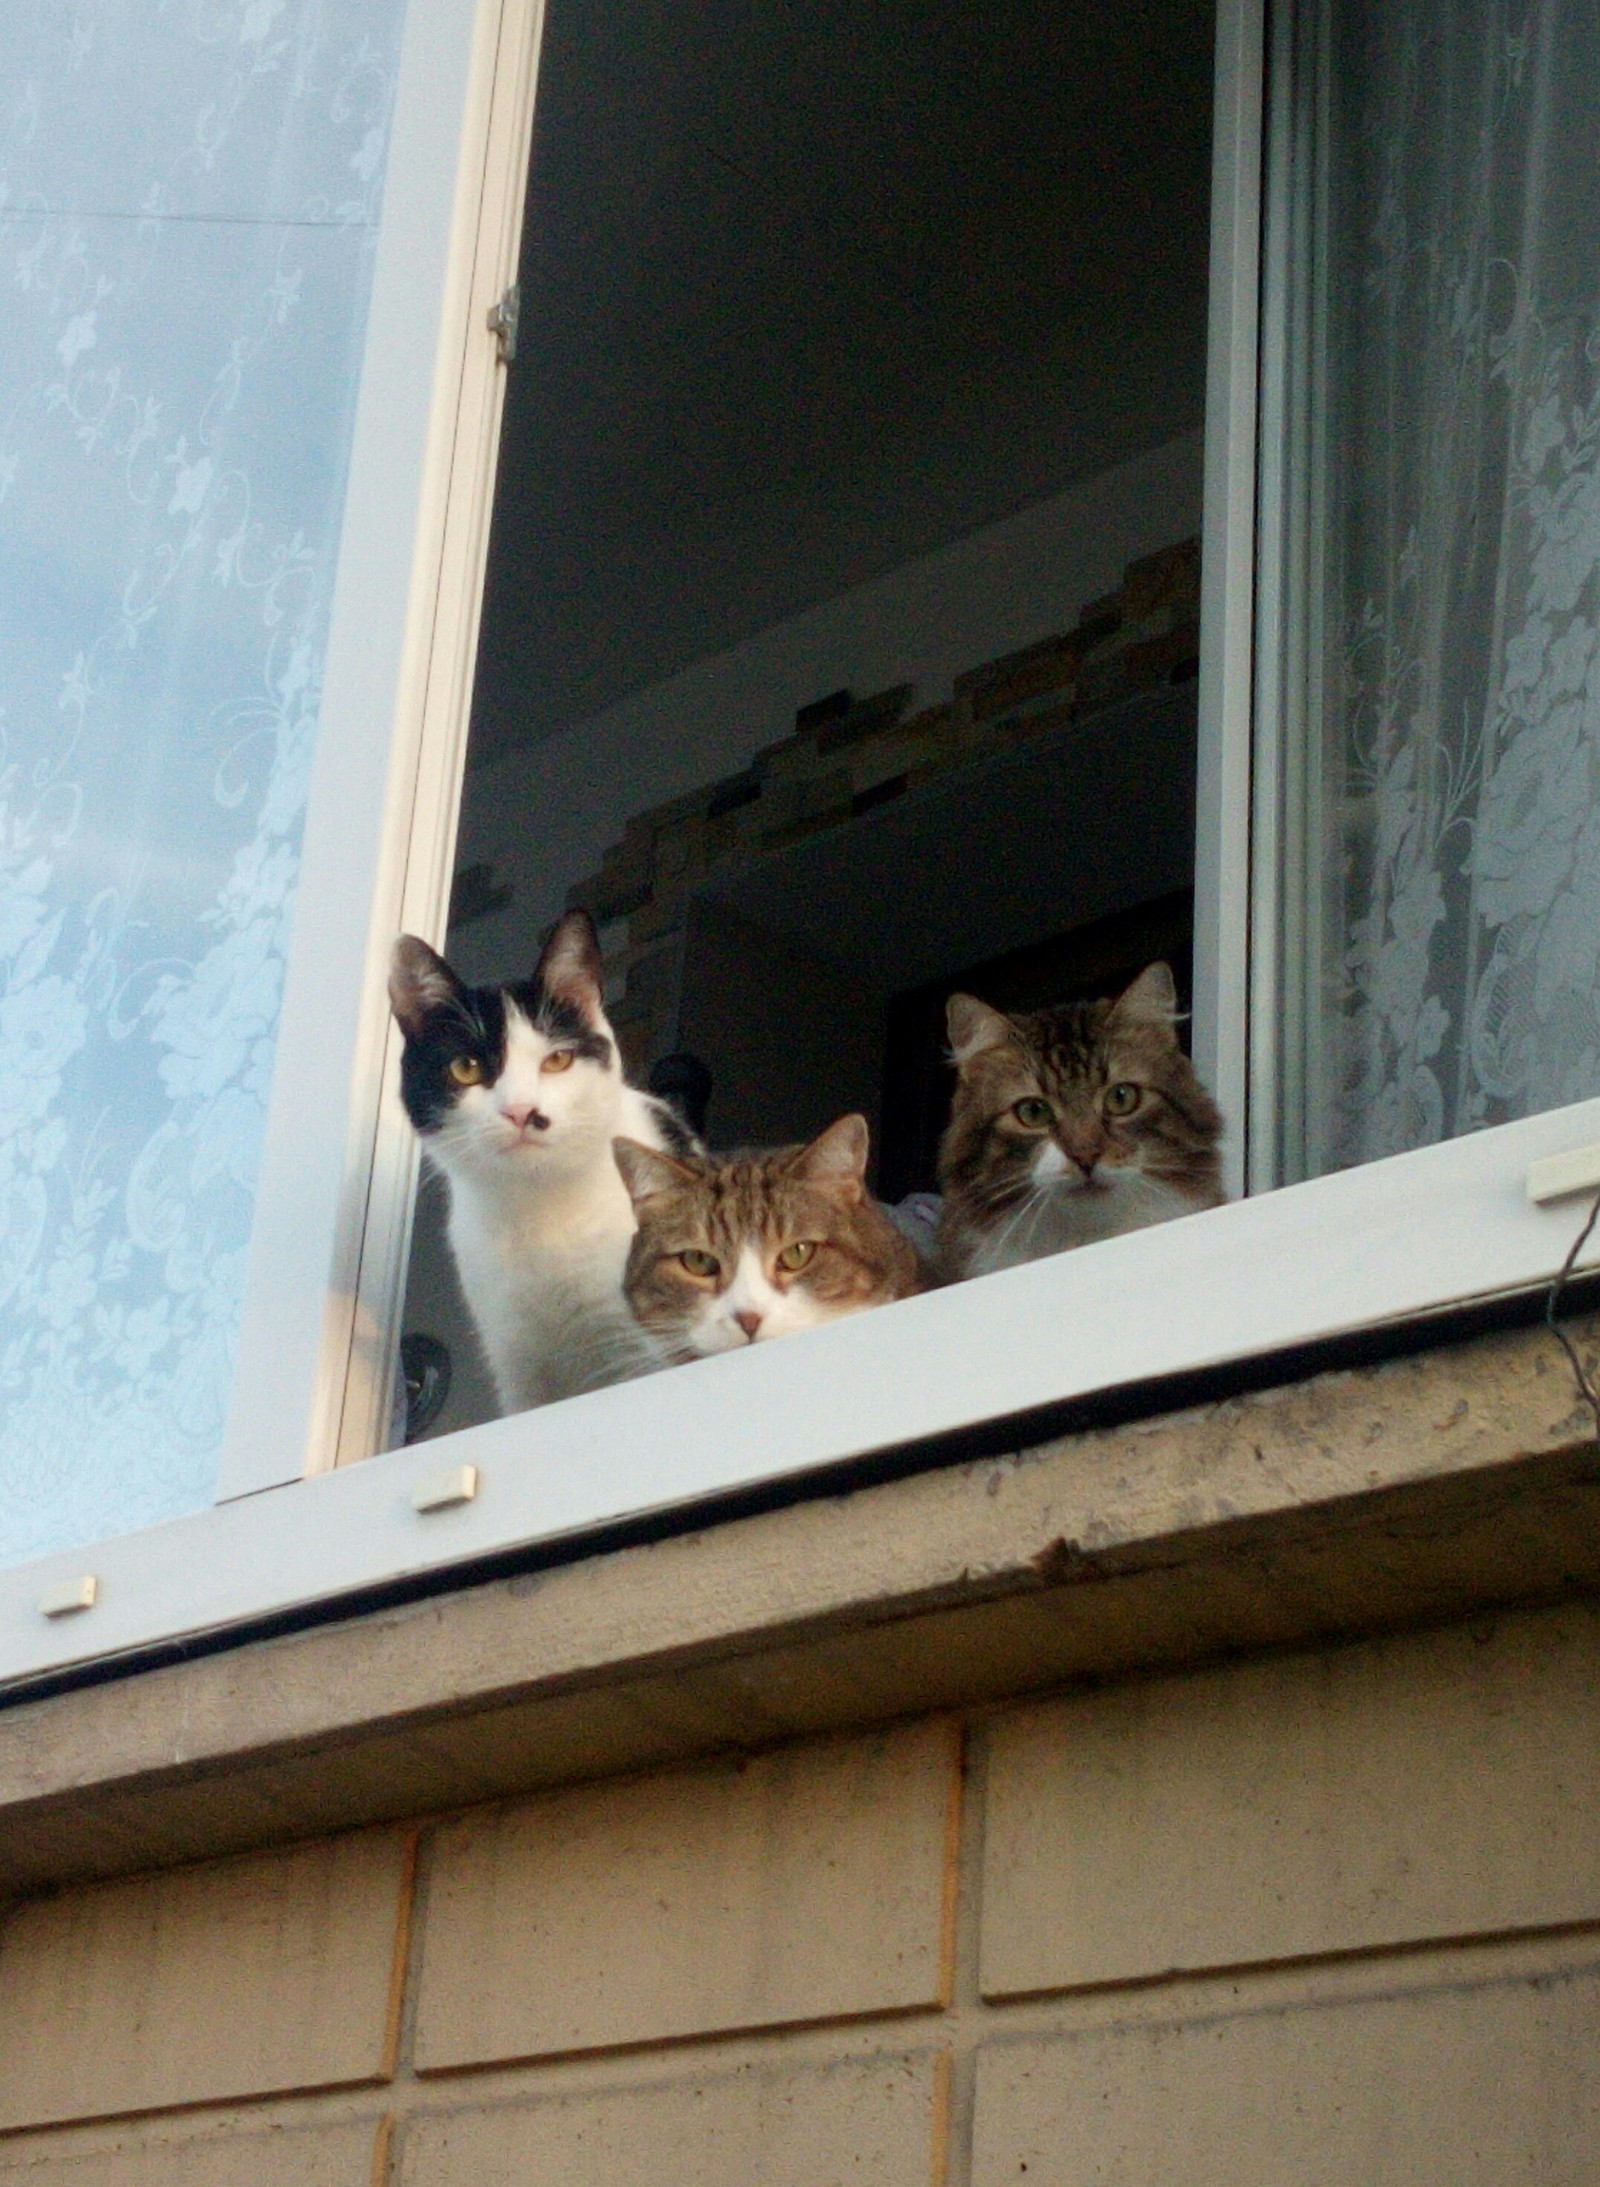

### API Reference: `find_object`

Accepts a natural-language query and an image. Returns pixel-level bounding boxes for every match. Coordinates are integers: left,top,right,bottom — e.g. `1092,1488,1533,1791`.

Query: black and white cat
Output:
389,911,695,1413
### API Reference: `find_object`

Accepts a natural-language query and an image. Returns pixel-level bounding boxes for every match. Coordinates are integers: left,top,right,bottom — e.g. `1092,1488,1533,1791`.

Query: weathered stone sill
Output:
2,1311,1598,1898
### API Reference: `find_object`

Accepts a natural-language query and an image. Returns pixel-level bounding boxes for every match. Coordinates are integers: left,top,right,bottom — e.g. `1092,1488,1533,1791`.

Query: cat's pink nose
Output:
734,1310,763,1340
1062,1128,1108,1176
502,1101,547,1133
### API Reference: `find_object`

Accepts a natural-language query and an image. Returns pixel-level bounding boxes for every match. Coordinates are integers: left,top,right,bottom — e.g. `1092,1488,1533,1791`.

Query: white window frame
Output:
4,0,1599,1687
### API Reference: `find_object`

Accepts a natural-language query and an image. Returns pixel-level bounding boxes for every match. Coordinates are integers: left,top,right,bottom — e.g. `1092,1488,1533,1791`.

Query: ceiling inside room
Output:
467,0,1215,766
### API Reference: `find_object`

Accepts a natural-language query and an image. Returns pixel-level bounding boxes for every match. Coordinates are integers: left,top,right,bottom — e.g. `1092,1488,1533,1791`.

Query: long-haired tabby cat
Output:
612,1114,927,1363
936,963,1224,1280
389,911,695,1413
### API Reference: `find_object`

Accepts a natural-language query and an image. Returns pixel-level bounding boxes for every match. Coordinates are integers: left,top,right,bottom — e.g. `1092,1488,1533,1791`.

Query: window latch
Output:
487,283,520,365
1527,1142,1600,1204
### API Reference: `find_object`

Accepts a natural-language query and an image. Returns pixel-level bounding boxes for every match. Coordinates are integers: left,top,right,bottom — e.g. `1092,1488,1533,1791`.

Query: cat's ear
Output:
1110,962,1180,1036
612,1136,697,1206
946,993,1015,1067
791,1113,869,1197
389,935,462,1039
536,909,605,1023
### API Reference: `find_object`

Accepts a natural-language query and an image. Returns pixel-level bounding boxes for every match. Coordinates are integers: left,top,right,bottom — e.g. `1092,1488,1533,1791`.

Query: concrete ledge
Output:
3,1314,1599,1897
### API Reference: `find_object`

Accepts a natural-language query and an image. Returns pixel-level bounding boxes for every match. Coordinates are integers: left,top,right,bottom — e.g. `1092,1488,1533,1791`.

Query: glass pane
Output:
0,3,407,1564
1275,0,1600,1179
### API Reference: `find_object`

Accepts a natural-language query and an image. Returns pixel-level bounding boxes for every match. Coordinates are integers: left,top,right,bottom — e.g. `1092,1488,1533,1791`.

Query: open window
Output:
277,0,1600,1494
395,0,1217,1441
8,0,1600,1688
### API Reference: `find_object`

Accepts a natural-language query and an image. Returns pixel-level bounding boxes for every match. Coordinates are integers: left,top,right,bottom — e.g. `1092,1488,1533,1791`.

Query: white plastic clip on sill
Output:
411,1464,479,1514
39,1575,98,1619
1527,1143,1600,1205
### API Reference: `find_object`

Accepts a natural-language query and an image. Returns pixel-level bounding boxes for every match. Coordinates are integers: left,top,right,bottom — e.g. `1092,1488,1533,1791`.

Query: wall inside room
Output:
447,428,1203,985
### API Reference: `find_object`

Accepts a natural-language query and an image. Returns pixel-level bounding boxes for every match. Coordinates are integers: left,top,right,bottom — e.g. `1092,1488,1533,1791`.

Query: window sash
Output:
1196,0,1267,1198
225,0,1274,1507
215,0,547,1501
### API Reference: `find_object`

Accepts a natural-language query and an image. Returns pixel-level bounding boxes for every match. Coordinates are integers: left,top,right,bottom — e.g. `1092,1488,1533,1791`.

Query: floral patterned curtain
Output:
1289,0,1600,1175
0,3,405,1567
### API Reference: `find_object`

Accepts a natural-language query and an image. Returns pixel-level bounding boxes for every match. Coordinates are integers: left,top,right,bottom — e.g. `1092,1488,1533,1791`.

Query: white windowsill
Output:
5,1095,1600,1689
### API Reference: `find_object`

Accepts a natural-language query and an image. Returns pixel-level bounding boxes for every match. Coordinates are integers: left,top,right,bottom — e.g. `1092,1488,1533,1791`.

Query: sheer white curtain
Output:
1280,0,1600,1176
0,5,406,1565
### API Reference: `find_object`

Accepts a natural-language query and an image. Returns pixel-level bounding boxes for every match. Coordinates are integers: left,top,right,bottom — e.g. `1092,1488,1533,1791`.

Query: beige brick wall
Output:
0,1830,416,2133
3,1600,1598,2183
413,1719,960,2068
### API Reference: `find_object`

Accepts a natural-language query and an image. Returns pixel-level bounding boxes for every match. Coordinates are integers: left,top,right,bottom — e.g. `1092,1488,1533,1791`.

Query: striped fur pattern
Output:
935,963,1224,1280
613,1115,927,1364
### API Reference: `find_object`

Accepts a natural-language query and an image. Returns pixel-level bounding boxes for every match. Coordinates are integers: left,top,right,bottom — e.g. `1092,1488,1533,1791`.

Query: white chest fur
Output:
970,1165,1194,1276
438,1080,670,1411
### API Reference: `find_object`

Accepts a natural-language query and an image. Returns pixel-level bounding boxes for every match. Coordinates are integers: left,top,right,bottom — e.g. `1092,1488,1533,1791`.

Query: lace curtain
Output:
0,4,405,1567
1289,0,1600,1174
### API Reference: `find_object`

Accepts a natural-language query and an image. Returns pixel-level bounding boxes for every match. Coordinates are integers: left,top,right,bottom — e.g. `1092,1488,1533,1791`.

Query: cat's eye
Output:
774,1240,817,1273
1103,1081,1142,1117
541,1048,576,1074
1012,1097,1053,1129
448,1056,486,1086
679,1248,720,1278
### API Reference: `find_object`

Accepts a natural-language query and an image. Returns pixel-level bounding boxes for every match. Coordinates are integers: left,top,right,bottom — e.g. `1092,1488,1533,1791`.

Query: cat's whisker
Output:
397,931,1226,1415
988,1179,1053,1263
621,1122,927,1361
391,912,703,1417
936,967,1225,1279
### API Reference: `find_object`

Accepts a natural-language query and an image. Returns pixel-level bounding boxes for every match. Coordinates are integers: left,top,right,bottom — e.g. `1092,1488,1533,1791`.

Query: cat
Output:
935,962,1224,1280
389,910,696,1413
611,1113,928,1364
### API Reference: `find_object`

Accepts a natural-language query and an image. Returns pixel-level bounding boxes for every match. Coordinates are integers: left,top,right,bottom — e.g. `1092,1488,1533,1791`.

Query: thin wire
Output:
1545,1185,1600,1444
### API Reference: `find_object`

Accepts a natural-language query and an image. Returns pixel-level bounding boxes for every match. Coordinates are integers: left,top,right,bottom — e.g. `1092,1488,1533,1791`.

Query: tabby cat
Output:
612,1114,927,1363
389,911,694,1413
936,963,1224,1280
